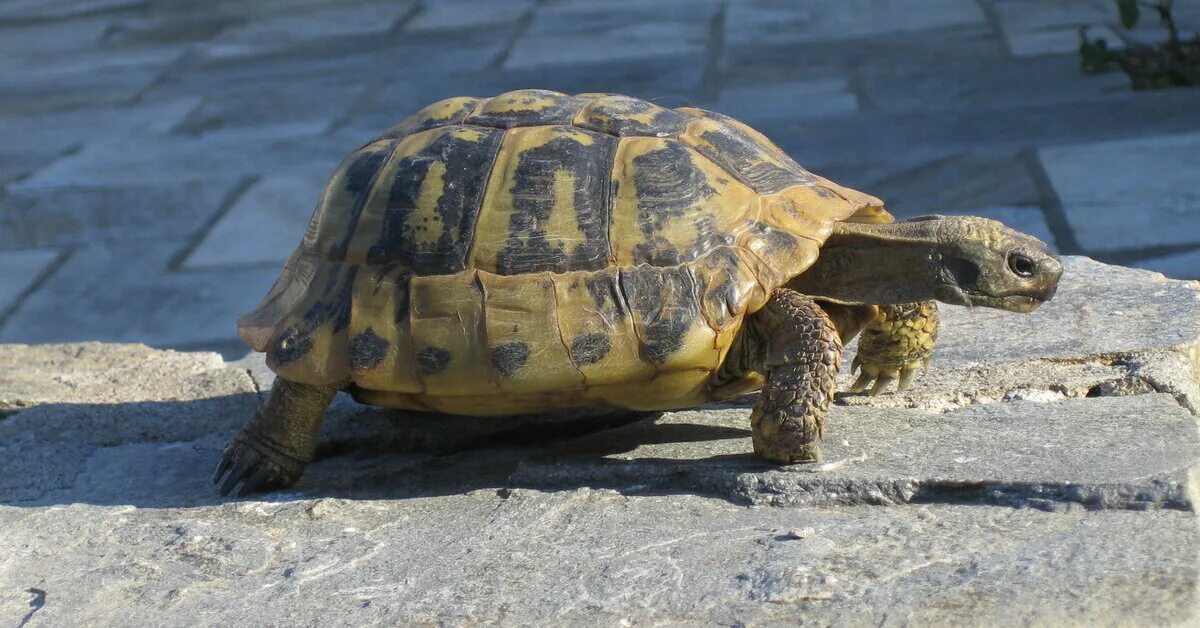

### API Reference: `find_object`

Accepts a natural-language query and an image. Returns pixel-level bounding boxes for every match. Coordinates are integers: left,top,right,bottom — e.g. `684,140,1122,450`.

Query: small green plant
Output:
1080,0,1200,88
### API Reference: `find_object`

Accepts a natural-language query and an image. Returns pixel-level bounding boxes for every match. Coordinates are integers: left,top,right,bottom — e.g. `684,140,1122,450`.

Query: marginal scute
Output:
552,268,651,386
479,271,584,392
618,265,719,372
408,272,495,394
263,263,357,386
347,263,419,392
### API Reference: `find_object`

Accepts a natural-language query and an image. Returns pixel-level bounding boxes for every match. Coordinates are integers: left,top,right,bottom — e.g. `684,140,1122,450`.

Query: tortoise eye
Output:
1008,253,1037,278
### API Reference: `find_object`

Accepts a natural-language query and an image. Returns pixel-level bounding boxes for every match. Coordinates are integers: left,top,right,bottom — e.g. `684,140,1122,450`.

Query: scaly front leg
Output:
849,300,939,395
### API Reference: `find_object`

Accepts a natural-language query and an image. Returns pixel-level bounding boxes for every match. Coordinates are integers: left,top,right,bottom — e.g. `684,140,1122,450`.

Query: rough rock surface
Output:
1,257,1198,625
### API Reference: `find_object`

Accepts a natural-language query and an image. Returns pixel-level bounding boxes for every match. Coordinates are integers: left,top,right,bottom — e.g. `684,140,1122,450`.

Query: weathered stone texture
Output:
0,258,1198,624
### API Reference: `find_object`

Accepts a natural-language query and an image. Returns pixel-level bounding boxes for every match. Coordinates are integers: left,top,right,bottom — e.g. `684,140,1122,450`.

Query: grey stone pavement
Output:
2,257,1200,625
0,0,1199,357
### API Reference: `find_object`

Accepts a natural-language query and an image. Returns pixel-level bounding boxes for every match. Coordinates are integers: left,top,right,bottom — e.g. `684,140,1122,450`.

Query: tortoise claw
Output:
869,375,896,396
213,436,296,497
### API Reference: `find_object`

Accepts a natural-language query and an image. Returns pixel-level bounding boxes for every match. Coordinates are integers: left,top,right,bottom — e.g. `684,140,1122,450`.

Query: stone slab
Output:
514,394,1197,509
768,87,1200,178
506,23,708,70
725,0,986,48
198,1,416,60
992,0,1112,56
0,47,183,114
853,150,1043,214
1040,131,1200,254
1133,246,1200,280
405,0,532,32
183,168,335,269
0,17,111,58
0,495,1193,625
175,72,370,135
0,241,279,348
0,0,144,21
712,78,858,123
857,54,1129,113
0,248,60,315
0,340,1195,624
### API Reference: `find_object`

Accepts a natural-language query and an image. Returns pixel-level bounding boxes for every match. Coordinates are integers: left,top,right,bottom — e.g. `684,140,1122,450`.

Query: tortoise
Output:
214,89,1062,496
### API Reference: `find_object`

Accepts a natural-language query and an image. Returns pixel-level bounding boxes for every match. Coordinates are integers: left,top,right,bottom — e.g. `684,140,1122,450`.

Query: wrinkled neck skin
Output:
788,220,952,306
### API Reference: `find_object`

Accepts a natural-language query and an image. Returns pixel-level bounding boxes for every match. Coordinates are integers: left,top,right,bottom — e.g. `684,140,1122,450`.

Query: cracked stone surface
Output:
1,257,1198,624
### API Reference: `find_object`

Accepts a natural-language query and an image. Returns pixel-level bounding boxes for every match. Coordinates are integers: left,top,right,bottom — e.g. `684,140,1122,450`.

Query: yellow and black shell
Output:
238,89,888,415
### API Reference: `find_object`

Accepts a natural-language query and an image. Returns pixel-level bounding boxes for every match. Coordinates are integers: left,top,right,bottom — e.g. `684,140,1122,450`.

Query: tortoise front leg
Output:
745,288,842,463
849,300,939,395
213,378,339,496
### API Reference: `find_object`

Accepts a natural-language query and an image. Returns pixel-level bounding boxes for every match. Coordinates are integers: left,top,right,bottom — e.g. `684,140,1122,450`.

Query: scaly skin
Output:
213,378,339,496
850,300,939,395
745,289,842,463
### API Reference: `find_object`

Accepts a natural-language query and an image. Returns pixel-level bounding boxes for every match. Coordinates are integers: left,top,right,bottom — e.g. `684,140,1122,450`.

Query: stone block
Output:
0,47,183,114
1131,246,1200,280
505,23,708,69
0,249,59,315
823,150,1043,218
725,0,986,48
1039,131,1200,253
183,168,335,269
712,78,858,123
198,1,417,61
0,0,145,20
857,55,1129,113
513,394,1195,509
0,254,1198,624
405,0,532,32
0,240,279,348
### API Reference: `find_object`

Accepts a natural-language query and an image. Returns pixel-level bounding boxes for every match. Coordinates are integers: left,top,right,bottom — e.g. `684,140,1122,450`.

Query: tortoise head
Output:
923,215,1063,312
791,215,1062,312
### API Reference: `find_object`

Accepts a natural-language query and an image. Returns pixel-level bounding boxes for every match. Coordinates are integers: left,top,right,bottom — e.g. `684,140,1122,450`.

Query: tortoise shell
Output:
238,89,889,415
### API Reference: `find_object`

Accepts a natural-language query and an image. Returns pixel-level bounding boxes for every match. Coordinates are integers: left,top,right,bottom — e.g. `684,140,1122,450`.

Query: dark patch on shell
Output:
583,270,629,324
350,327,389,370
569,332,612,366
491,341,530,377
619,265,701,365
693,125,812,194
629,142,716,266
271,325,313,366
417,346,452,374
369,127,505,275
494,129,616,275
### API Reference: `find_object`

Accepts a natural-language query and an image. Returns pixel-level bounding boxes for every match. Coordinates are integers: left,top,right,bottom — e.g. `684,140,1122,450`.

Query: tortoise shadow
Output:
0,392,770,509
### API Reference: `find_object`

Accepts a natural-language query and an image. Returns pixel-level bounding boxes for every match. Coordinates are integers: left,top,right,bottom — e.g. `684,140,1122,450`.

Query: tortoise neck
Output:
786,220,946,305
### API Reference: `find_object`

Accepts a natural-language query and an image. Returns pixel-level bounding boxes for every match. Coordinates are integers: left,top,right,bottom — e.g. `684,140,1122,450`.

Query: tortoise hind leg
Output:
213,378,339,496
745,288,842,463
848,301,939,395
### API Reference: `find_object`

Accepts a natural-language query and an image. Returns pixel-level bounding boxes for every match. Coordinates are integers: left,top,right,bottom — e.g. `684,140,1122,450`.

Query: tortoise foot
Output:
212,432,305,497
849,301,938,395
